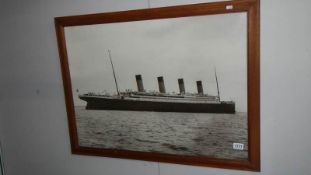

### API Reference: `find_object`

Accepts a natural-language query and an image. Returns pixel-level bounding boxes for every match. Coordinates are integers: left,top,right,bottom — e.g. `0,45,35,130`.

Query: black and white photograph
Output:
64,12,248,160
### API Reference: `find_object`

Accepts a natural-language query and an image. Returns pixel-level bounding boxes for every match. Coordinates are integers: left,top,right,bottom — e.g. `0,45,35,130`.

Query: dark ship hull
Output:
79,95,235,113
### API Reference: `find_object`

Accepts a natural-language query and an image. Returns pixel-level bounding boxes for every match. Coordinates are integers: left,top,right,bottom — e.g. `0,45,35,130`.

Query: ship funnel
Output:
135,74,144,92
178,78,185,94
157,76,166,93
196,81,204,95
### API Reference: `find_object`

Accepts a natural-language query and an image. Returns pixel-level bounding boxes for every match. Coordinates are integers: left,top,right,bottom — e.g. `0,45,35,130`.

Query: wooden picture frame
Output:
55,0,260,171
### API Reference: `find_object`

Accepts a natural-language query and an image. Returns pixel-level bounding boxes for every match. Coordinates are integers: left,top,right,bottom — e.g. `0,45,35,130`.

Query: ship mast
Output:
108,49,120,95
214,67,221,101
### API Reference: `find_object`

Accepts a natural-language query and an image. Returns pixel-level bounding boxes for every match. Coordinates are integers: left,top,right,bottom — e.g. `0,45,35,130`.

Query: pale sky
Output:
65,12,247,112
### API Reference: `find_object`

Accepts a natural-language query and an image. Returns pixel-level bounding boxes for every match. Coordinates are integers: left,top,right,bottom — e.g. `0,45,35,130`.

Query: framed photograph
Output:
55,0,260,171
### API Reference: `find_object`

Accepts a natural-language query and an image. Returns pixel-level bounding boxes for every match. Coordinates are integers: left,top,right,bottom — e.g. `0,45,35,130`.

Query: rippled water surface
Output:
75,106,248,160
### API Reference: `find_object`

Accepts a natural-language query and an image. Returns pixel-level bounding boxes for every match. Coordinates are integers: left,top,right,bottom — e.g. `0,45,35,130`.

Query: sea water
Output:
75,106,248,160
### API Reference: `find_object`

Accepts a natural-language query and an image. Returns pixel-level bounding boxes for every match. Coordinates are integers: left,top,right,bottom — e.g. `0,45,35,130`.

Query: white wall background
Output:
0,0,311,175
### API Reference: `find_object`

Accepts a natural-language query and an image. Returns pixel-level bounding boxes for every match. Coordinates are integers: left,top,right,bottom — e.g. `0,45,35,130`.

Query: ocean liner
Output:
78,50,235,113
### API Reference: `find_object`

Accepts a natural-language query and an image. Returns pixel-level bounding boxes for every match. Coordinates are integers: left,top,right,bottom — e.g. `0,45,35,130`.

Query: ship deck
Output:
79,94,234,104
